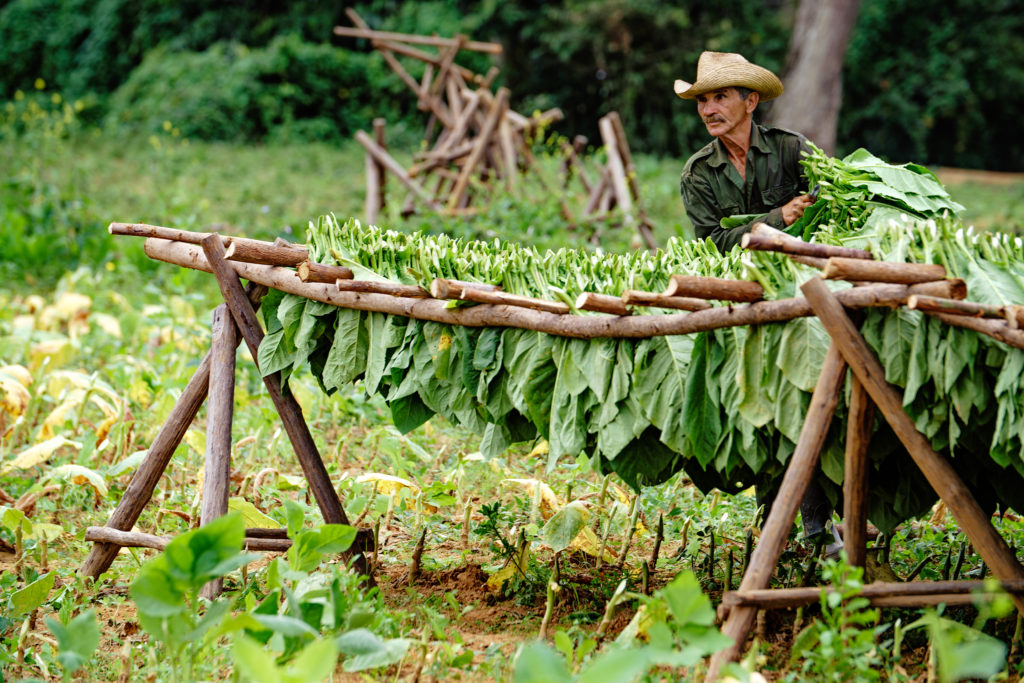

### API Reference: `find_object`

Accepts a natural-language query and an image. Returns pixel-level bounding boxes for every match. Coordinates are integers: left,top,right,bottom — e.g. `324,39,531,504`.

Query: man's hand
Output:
781,194,814,226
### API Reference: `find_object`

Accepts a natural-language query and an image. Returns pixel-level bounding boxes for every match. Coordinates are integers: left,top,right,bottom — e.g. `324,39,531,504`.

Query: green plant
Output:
129,512,256,683
786,557,886,681
44,610,100,683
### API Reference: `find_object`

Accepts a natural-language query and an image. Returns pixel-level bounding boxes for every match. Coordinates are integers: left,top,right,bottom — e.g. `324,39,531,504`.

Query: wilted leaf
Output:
184,428,206,455
109,450,148,477
29,337,74,370
1,436,82,474
502,479,561,520
92,313,122,339
44,464,108,499
0,364,32,387
228,497,280,529
0,373,30,416
542,500,589,553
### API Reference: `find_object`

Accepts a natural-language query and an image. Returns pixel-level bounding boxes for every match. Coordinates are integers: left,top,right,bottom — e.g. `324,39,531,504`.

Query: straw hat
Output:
674,51,783,100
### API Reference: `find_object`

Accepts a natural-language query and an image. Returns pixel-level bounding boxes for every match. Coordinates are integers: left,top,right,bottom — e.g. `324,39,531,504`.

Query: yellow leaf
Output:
569,525,617,563
1,436,82,474
47,463,108,498
0,365,32,387
53,292,92,318
184,428,206,455
0,373,30,417
29,338,74,370
486,562,520,593
37,397,79,441
228,497,280,529
357,473,419,497
46,371,121,406
129,377,152,408
528,439,549,458
93,313,122,339
502,478,561,520
27,522,63,542
24,294,46,313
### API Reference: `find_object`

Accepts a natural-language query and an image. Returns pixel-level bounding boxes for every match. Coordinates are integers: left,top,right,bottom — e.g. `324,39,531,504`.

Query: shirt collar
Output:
707,123,772,168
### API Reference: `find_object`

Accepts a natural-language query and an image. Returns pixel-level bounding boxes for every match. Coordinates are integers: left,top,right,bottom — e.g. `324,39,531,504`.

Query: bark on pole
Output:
200,306,237,599
767,0,863,154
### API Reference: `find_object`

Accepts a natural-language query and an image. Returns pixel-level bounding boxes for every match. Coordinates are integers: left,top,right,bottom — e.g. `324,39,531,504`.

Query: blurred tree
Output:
767,0,862,153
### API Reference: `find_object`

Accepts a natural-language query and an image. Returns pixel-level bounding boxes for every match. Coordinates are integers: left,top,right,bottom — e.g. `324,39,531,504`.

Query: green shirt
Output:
680,123,810,252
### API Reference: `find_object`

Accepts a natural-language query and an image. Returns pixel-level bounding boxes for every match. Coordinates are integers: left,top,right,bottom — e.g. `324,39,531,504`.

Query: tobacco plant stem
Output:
616,493,642,568
952,541,967,581
596,507,616,571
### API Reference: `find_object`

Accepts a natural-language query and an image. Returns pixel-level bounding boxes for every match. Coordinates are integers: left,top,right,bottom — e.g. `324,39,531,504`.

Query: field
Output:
5,99,1024,682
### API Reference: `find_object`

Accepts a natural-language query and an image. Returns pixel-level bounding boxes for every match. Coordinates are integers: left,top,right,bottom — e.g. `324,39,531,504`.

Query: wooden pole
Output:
200,306,237,599
843,378,874,567
801,276,1024,614
297,261,354,284
354,130,442,210
79,288,265,579
144,239,973,341
334,19,503,54
336,279,430,298
707,344,847,681
575,292,631,316
823,257,946,284
447,87,509,211
200,236,373,582
742,223,873,260
664,275,764,302
598,114,632,214
720,578,1024,613
620,290,712,312
109,223,309,266
907,294,1008,319
924,311,1024,350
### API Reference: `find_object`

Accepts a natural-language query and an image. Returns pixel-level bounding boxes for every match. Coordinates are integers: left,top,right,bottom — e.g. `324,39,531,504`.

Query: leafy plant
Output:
44,610,100,683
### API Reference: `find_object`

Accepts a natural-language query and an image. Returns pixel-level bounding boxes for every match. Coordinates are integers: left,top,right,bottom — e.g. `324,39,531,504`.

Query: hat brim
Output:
674,63,783,101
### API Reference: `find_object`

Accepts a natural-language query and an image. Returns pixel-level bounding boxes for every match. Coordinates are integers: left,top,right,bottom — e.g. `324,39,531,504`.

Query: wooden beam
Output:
743,223,874,260
335,15,502,54
708,344,847,681
802,275,1024,615
664,275,764,302
620,290,712,312
144,239,974,341
575,292,631,316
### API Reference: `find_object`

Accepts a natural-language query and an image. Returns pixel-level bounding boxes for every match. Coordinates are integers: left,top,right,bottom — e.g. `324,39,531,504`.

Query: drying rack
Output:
84,222,1024,677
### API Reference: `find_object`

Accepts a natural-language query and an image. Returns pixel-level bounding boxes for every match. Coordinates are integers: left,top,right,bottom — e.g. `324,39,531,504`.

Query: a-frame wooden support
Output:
80,236,373,588
707,276,1024,680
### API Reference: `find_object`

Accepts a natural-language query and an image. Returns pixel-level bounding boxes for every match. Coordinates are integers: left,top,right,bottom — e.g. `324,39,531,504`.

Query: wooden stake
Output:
335,14,503,54
823,257,946,284
598,115,631,213
742,223,873,260
355,130,442,210
907,294,1008,319
843,378,874,568
200,306,237,599
447,87,509,211
200,236,373,583
664,275,764,302
297,261,354,284
428,278,501,298
802,276,1024,614
707,344,847,681
575,292,631,316
109,223,309,266
336,279,430,298
621,290,713,311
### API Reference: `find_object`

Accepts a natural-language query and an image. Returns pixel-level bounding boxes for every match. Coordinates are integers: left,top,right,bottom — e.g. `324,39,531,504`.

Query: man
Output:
676,51,836,544
677,51,814,253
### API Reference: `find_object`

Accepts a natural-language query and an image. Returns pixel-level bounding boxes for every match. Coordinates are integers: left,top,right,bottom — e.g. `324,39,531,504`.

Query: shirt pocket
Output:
761,182,799,208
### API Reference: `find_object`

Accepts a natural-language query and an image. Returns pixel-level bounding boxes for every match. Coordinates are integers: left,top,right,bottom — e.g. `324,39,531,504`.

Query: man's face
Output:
695,87,758,139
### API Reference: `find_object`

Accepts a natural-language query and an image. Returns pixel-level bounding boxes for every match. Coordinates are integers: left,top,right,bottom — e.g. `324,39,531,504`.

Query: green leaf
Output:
282,638,339,683
390,393,434,434
45,610,100,678
335,628,412,672
11,571,55,616
322,309,366,390
512,642,572,683
233,633,283,683
541,501,587,553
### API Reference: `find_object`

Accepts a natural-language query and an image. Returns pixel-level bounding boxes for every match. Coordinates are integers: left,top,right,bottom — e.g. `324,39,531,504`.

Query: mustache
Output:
703,116,726,124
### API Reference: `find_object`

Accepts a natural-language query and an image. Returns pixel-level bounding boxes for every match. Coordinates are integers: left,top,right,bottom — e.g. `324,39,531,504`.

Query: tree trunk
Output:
768,0,862,154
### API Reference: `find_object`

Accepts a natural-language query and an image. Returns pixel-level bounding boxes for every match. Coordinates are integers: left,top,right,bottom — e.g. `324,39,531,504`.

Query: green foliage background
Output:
1,0,1022,169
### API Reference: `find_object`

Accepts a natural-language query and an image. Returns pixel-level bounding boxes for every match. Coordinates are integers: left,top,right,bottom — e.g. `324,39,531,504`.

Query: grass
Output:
5,102,1024,680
